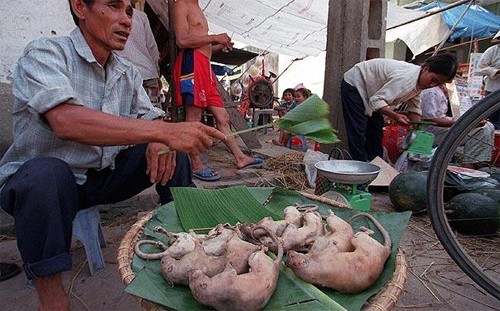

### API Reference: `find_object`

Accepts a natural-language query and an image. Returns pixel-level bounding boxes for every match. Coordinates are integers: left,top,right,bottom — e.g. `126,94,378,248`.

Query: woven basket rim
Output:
117,192,408,311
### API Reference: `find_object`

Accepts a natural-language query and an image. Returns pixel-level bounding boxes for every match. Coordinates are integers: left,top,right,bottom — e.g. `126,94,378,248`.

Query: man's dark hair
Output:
69,0,94,26
423,53,459,80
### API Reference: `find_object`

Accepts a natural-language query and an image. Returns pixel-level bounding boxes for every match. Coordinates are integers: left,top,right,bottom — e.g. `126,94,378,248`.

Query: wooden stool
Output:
252,108,276,133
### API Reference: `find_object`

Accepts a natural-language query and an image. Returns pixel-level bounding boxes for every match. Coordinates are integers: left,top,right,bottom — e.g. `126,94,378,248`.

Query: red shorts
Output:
173,49,223,108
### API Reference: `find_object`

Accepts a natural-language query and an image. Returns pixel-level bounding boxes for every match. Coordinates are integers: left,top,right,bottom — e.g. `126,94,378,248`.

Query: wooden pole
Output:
167,0,179,121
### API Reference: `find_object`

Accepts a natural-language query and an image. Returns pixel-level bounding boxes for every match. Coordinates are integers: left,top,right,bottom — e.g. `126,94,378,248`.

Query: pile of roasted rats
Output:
134,204,392,311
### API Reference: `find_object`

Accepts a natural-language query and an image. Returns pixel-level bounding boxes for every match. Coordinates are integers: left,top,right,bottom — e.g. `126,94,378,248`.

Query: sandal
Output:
193,167,221,181
0,263,22,282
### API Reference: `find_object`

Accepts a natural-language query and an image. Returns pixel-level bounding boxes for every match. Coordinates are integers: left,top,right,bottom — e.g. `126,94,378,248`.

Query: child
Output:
273,88,297,146
295,87,311,104
274,88,297,117
273,88,312,146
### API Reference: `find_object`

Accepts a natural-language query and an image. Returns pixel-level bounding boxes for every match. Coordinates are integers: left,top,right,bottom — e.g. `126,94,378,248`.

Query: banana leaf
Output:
159,94,338,155
126,186,411,311
279,95,329,121
172,186,282,231
277,94,339,144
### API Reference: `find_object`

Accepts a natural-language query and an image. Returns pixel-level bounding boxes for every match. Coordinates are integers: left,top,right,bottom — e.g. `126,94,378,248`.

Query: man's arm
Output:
422,116,454,127
44,103,225,155
370,80,416,125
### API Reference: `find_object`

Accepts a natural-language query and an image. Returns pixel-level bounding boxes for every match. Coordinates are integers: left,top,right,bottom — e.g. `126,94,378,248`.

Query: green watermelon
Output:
389,171,427,212
471,189,500,204
446,193,500,235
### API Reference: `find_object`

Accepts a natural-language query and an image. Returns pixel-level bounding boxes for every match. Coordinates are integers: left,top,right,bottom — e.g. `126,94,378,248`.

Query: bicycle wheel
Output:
427,89,500,299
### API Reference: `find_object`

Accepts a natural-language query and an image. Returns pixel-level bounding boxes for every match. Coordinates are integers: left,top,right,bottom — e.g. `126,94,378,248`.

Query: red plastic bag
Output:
382,124,409,164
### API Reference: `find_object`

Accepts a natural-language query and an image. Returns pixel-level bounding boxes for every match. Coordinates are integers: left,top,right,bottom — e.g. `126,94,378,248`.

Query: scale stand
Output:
402,121,436,156
315,160,381,212
322,183,373,211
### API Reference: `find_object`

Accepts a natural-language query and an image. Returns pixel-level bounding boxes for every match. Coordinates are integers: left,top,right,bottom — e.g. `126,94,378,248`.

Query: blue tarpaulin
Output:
417,2,500,41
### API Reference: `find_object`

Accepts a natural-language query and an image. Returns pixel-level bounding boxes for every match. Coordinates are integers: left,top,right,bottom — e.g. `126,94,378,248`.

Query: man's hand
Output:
213,33,234,51
146,143,176,185
393,113,411,125
378,107,411,125
161,121,226,155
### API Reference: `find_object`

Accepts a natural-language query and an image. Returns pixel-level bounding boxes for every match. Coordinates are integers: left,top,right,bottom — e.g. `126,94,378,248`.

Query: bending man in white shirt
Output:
341,54,458,162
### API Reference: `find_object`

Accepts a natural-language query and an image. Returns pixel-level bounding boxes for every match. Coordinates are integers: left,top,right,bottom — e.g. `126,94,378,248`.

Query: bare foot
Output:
236,156,265,169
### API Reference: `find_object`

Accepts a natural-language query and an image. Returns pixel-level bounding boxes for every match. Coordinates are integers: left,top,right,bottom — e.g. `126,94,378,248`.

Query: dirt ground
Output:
0,128,498,310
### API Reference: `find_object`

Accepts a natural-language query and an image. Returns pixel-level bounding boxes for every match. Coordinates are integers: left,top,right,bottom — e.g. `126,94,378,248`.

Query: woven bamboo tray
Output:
117,193,408,311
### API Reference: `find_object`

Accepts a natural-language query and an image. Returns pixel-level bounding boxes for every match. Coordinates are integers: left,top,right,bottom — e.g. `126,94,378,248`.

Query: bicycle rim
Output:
427,90,500,299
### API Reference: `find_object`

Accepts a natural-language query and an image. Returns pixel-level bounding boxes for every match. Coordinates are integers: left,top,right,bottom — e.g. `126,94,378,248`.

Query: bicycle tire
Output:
427,89,500,300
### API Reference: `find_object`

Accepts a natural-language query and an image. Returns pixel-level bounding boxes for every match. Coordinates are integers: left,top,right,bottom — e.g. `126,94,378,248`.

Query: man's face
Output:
78,0,133,54
417,66,450,90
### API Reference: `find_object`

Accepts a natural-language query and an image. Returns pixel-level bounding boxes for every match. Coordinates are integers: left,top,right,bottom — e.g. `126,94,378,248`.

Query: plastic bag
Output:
394,149,435,173
303,149,329,188
445,171,499,191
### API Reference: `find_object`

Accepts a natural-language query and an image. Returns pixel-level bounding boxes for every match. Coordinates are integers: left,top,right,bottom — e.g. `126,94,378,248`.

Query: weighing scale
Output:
315,160,381,211
401,121,436,156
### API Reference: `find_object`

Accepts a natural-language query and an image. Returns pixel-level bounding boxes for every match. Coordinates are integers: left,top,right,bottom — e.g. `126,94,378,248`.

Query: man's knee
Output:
17,157,73,180
1,157,76,213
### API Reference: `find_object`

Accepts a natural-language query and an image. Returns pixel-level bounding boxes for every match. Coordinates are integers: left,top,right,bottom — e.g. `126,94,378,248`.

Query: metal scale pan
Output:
315,160,381,210
315,160,381,185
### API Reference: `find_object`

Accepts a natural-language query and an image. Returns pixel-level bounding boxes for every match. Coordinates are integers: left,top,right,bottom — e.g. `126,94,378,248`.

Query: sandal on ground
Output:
238,157,265,169
193,167,221,181
0,263,22,282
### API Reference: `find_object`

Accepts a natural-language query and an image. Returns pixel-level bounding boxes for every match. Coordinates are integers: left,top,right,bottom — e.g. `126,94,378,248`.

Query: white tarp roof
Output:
385,2,449,57
199,1,450,58
200,0,329,57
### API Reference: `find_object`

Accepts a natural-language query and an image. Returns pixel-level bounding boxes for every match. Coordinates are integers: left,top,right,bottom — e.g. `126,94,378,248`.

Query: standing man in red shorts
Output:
172,0,264,181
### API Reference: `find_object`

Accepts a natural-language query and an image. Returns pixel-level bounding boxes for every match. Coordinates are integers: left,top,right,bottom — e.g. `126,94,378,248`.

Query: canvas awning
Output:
385,1,500,57
418,1,500,41
385,2,450,57
147,0,499,59
199,0,328,57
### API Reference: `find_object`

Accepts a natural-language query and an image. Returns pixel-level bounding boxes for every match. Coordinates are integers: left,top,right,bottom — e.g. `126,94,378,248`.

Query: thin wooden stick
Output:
158,122,275,155
409,269,441,302
419,262,435,278
425,277,498,310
